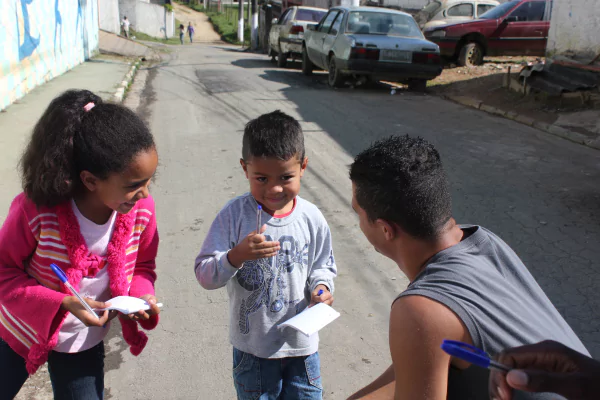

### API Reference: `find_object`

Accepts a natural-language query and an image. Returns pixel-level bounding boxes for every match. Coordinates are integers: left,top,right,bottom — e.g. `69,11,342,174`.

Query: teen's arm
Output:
194,207,238,289
347,365,396,400
347,295,469,400
130,198,160,329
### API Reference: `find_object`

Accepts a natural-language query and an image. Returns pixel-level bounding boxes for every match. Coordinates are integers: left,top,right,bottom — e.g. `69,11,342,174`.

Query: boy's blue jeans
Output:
233,348,323,400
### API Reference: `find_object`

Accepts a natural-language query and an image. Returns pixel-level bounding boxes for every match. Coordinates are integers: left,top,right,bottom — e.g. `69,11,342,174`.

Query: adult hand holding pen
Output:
489,340,600,400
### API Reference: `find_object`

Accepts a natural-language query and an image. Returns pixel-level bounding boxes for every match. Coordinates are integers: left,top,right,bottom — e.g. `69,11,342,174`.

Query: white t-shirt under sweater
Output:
54,201,116,353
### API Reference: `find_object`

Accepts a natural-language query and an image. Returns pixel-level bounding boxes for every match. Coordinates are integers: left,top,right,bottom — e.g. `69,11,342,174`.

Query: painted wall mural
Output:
0,0,99,111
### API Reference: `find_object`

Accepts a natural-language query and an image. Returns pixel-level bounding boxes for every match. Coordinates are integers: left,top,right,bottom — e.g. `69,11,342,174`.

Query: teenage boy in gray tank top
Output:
346,135,588,400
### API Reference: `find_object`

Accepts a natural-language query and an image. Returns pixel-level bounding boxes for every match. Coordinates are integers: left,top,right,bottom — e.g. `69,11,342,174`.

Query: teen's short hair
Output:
242,110,305,161
350,135,452,241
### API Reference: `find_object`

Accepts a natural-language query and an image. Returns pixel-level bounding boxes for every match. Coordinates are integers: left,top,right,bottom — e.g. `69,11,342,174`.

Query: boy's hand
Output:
310,285,333,307
227,225,280,268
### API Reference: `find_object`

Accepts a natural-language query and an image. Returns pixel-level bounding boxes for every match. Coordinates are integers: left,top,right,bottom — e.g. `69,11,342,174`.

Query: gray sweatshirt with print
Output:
195,193,337,358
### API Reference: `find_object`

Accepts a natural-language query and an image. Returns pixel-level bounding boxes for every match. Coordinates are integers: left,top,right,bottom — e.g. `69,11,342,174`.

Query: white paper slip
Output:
95,296,163,315
278,303,340,337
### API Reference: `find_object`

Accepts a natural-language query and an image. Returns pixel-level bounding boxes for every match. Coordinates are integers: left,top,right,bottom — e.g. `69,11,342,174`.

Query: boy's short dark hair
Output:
350,135,452,241
242,110,305,161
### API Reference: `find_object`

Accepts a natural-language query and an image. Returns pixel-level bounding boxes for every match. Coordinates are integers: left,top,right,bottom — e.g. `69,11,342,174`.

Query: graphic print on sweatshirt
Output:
237,234,309,334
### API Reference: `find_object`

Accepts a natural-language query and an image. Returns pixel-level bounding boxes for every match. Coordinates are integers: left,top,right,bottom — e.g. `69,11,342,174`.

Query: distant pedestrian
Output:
187,22,195,43
122,16,130,38
179,23,185,44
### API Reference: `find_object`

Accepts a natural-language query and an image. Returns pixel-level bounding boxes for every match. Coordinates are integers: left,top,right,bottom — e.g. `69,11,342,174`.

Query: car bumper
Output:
280,37,303,55
337,59,443,81
425,37,458,57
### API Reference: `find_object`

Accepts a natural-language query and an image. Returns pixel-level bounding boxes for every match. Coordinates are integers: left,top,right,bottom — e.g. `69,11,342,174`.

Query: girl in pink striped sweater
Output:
0,90,161,399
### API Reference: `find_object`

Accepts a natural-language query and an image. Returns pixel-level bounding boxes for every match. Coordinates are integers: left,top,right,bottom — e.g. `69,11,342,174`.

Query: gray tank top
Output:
397,225,588,400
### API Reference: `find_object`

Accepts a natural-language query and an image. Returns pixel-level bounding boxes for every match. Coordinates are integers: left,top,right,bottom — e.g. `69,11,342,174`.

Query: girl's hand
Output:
310,285,334,307
227,225,280,268
61,296,117,327
120,295,160,321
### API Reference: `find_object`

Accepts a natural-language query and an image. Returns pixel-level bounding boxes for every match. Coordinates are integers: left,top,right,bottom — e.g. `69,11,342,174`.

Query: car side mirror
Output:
272,18,279,24
307,25,316,31
504,16,519,23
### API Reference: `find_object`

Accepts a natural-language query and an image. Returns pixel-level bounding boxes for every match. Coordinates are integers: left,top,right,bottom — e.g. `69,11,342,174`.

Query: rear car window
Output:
477,4,496,17
296,9,327,22
346,11,423,38
447,3,474,17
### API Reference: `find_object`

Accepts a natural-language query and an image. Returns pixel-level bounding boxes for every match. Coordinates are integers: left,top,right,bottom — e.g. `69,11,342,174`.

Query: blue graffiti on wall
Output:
17,0,40,61
54,0,63,55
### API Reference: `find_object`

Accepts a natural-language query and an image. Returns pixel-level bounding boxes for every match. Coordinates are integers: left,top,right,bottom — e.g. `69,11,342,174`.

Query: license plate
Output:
380,50,411,63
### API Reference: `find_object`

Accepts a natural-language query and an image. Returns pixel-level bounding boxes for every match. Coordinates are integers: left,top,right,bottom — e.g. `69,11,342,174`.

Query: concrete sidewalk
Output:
0,57,133,222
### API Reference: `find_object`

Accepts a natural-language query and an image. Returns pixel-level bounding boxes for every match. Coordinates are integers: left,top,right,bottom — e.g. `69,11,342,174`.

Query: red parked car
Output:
423,0,551,66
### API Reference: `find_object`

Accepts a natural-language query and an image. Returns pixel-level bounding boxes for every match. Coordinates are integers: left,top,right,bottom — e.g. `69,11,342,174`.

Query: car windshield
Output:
479,0,518,19
421,1,442,18
296,9,327,22
346,11,423,38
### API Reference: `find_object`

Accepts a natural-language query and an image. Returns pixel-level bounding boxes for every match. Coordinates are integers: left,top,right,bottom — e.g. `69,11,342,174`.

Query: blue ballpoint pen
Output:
441,340,511,373
50,263,100,320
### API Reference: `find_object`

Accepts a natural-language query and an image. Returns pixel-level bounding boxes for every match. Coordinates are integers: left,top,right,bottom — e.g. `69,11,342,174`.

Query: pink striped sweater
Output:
0,193,160,374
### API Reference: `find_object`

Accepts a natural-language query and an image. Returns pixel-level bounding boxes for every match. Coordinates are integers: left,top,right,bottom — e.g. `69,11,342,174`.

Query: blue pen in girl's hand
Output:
441,340,511,373
50,263,100,320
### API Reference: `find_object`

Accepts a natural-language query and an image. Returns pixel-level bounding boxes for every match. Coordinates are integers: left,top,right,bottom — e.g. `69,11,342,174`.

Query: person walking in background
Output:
187,22,195,43
121,16,130,38
179,23,185,45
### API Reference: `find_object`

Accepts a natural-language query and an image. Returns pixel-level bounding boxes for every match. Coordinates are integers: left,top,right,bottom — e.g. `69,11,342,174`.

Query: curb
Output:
442,94,600,151
112,59,141,103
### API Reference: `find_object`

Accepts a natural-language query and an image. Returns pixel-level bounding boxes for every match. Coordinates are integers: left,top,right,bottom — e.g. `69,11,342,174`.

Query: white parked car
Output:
269,6,328,68
416,0,500,29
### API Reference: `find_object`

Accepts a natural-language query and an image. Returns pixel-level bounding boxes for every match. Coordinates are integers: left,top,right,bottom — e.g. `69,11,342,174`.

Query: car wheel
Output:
458,42,484,67
328,55,344,88
302,46,314,76
407,79,427,92
277,41,287,68
268,40,276,63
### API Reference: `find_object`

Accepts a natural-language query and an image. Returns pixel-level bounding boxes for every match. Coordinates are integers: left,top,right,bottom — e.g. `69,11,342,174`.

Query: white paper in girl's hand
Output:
96,296,163,314
278,303,340,337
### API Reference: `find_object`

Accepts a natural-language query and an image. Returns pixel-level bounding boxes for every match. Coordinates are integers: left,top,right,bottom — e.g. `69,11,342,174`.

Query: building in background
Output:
546,0,600,63
0,0,99,111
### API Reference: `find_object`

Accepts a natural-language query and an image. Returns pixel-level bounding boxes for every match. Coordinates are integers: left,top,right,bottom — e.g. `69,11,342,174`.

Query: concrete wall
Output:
119,0,175,38
0,0,99,111
99,0,121,34
547,0,600,60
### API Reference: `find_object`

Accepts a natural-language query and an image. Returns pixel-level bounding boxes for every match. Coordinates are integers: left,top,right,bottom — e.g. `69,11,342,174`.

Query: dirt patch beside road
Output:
428,57,597,129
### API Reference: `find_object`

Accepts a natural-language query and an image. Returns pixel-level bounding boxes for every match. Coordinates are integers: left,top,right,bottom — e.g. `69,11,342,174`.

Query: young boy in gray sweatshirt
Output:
195,110,337,400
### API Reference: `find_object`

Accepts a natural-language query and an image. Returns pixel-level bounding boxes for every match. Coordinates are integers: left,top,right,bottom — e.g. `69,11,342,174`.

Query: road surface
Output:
13,42,600,399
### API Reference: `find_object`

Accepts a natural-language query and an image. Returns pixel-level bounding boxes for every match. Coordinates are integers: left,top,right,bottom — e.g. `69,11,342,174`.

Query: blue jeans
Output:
0,337,104,400
232,348,323,400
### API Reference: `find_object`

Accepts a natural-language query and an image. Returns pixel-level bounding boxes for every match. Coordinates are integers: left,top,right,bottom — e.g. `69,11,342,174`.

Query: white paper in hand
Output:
96,296,163,314
279,303,340,337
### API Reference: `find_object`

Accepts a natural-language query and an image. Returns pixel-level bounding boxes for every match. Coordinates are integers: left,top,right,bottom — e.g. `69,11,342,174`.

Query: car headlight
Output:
428,30,446,38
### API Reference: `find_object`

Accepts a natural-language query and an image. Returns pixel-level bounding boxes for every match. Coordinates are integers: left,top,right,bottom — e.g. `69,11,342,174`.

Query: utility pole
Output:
251,0,258,50
238,0,244,43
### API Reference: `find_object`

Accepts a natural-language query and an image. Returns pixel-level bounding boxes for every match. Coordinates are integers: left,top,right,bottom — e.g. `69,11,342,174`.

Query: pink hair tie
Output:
83,102,95,112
